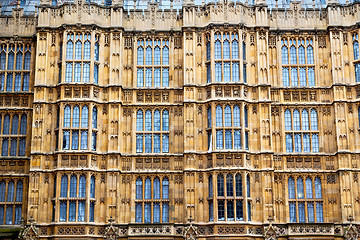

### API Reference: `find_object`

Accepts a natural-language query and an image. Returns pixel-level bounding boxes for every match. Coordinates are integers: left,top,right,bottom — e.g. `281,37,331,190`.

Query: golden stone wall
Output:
0,0,360,239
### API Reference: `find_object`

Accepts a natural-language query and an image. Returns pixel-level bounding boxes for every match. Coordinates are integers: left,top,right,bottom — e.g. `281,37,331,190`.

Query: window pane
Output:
81,106,89,128
224,63,230,82
316,203,323,222
315,177,322,199
5,206,13,225
78,201,85,221
136,178,143,199
289,202,296,222
60,201,67,221
216,130,223,149
227,200,234,221
217,175,224,196
297,177,304,199
153,203,160,223
298,203,305,223
153,178,160,199
215,63,222,82
307,202,314,222
312,134,319,153
236,200,243,221
218,200,225,221
282,46,288,64
79,175,86,198
291,67,298,86
80,130,88,150
135,203,142,223
144,203,151,223
14,74,21,91
16,181,23,201
69,202,76,221
145,178,151,199
7,182,14,201
232,62,239,82
226,174,233,196
162,203,169,222
216,106,223,127
162,178,169,199
6,74,13,91
282,67,289,86
288,177,295,199
70,175,77,197
286,134,293,152
60,175,68,197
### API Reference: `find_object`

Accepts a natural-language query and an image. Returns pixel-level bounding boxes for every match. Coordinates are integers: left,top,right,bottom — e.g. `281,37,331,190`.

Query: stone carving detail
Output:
104,217,119,240
344,224,359,240
184,224,197,240
19,218,39,240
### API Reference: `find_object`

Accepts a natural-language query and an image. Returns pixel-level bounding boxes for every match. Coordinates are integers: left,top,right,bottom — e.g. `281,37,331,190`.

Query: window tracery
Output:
207,104,249,151
288,176,323,223
281,37,315,87
135,176,169,223
136,109,169,153
0,179,24,225
208,173,251,222
64,32,98,83
60,104,97,151
0,43,31,92
0,113,27,156
59,174,95,222
284,108,319,153
137,38,169,87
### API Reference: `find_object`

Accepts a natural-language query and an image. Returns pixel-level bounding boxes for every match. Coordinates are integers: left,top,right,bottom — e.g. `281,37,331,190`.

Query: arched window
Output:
64,106,71,128
60,175,68,197
146,46,152,65
232,39,239,59
72,106,80,127
94,42,99,61
307,45,314,64
16,52,23,70
297,177,304,199
207,107,212,128
16,181,23,201
233,105,240,127
293,109,300,130
90,176,95,198
235,174,242,196
10,139,17,156
282,46,288,64
154,110,160,131
302,109,309,130
208,175,213,197
223,40,230,59
244,106,248,128
215,39,221,59
75,41,82,59
315,177,322,199
24,52,31,70
81,106,89,128
354,41,359,60
14,74,21,91
7,181,14,202
162,177,169,199
11,115,19,134
216,106,223,127
8,52,14,70
0,181,5,201
306,177,313,199
285,110,292,130
70,175,77,197
246,174,250,197
217,174,224,196
153,177,160,199
298,45,305,64
136,110,143,131
66,41,73,59
162,110,169,131
145,110,152,131
162,46,169,65
310,109,318,130
288,177,295,199
2,139,8,156
0,51,5,69
136,178,143,199
224,105,232,127
154,46,161,65
226,174,233,196
137,45,144,65
83,41,90,60
290,45,297,64
294,134,301,152
145,177,151,199
92,107,97,129
286,134,293,152
79,175,86,198
3,114,10,134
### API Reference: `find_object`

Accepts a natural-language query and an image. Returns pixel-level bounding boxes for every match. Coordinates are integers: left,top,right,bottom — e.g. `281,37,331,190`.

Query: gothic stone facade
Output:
0,0,360,239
